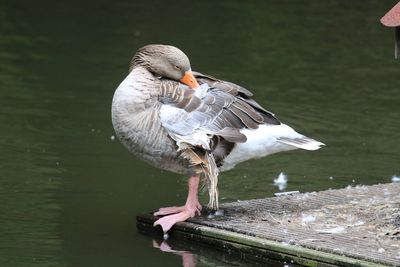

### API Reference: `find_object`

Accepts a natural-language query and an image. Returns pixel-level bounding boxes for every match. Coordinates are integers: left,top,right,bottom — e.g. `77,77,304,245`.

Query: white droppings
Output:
273,172,288,191
378,248,385,253
329,176,334,180
110,135,115,141
302,214,316,223
215,209,224,216
274,191,299,197
281,240,296,246
392,175,400,182
316,226,346,234
353,220,365,226
383,188,391,196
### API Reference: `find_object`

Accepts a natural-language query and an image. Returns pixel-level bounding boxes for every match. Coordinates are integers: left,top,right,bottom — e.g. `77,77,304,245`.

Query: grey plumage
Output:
112,44,323,211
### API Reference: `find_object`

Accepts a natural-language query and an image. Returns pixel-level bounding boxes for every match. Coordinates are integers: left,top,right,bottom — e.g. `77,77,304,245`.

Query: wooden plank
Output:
137,183,400,267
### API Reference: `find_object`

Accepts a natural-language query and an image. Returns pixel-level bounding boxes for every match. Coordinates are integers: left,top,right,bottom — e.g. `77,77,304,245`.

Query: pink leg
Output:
153,175,202,233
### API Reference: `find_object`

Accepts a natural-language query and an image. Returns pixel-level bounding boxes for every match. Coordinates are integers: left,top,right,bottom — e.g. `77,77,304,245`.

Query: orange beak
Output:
180,70,200,89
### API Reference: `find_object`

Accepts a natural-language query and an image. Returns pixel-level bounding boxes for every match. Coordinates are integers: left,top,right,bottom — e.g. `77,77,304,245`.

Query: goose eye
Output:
174,65,180,70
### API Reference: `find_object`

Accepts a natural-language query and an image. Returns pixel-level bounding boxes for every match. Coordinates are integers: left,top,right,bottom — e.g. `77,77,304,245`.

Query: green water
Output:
0,0,399,266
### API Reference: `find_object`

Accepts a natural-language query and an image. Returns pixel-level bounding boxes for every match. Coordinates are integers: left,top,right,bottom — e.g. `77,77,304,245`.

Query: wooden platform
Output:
137,183,400,266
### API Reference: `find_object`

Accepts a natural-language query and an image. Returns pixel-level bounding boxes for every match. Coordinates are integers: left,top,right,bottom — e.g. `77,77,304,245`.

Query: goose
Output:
111,44,324,233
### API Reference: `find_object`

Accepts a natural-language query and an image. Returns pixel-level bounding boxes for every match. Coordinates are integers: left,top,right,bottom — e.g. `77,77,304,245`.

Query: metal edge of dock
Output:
136,213,389,267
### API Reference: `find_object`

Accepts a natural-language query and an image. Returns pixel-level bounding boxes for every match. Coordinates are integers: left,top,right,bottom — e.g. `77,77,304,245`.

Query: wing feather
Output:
228,105,259,129
159,72,280,148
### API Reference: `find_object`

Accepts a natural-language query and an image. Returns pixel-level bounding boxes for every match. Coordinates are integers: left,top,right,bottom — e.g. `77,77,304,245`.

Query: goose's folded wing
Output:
158,73,280,148
193,71,281,126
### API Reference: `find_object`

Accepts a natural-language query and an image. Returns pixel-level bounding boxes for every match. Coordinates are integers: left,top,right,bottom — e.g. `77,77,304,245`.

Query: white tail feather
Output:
220,124,325,171
277,136,325,151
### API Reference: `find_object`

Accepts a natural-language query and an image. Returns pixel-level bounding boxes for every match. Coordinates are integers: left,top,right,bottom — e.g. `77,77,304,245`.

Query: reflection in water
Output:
151,237,294,267
153,240,197,267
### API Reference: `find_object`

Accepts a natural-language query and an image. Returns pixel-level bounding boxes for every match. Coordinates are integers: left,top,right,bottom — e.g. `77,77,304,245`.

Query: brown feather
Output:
232,100,264,123
229,105,259,129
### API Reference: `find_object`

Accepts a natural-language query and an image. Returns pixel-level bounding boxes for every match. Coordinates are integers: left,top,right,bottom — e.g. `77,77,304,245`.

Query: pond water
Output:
0,0,399,266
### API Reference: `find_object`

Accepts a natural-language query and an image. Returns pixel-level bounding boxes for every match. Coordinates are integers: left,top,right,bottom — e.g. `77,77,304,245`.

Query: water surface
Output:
0,0,399,266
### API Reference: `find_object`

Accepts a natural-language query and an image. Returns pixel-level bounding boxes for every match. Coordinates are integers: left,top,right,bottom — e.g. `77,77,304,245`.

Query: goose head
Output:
130,44,200,89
